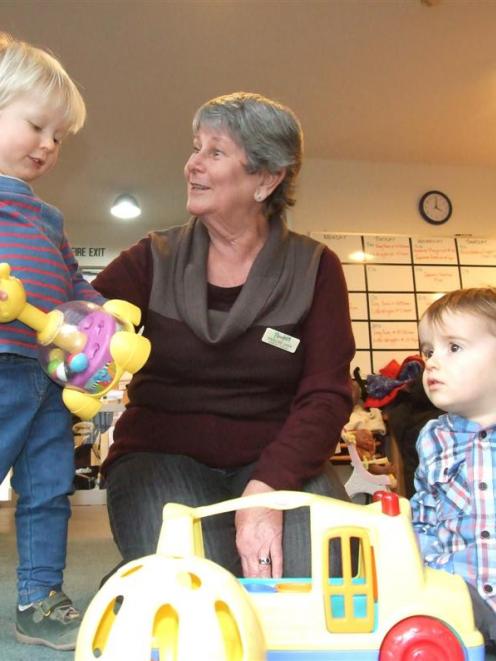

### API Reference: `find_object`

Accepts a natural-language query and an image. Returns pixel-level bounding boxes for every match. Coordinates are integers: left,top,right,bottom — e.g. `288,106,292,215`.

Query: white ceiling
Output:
2,0,496,241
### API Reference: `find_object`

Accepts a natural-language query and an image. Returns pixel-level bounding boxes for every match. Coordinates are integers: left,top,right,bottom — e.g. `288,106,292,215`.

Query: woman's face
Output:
184,127,260,222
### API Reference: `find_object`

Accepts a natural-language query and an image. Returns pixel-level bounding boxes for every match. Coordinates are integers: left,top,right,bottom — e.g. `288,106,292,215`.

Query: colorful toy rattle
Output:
0,262,151,420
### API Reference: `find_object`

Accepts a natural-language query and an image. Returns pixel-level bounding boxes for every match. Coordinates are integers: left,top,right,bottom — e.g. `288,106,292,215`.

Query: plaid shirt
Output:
411,413,496,614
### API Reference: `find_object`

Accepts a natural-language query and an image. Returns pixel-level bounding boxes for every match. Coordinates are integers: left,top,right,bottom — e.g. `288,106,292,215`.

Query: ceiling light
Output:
110,194,141,219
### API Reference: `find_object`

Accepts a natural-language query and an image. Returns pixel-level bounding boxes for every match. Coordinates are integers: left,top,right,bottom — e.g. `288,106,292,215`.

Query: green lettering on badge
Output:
261,328,300,353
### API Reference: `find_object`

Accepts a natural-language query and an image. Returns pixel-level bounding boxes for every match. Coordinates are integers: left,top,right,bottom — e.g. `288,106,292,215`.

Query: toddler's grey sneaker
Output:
16,590,81,650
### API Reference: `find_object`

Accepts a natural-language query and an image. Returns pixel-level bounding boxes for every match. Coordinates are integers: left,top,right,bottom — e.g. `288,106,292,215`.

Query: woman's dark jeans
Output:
104,452,349,577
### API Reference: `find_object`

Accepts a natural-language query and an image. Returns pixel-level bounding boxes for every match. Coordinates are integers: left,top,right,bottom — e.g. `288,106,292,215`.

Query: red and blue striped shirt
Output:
0,175,105,359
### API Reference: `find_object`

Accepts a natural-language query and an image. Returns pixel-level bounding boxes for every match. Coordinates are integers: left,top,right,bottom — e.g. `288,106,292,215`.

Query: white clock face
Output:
420,191,452,224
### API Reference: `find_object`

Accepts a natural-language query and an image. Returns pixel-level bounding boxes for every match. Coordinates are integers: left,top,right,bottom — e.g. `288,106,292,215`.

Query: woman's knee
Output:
302,463,349,501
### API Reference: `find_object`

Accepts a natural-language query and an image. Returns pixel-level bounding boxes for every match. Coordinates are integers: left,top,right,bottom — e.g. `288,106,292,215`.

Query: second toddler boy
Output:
411,287,496,650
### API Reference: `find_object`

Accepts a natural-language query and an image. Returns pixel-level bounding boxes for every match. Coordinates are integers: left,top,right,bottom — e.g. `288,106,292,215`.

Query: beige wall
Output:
295,158,496,237
72,158,496,266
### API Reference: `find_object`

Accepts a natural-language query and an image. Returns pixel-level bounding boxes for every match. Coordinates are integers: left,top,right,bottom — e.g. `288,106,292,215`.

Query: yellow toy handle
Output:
103,299,142,328
0,262,87,351
157,491,323,559
0,262,27,321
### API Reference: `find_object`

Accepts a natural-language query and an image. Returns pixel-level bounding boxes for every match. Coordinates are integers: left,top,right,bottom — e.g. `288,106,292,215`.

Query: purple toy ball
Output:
38,301,125,394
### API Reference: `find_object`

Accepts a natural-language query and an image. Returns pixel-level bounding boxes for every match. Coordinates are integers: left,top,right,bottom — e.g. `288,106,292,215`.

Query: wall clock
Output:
418,190,452,225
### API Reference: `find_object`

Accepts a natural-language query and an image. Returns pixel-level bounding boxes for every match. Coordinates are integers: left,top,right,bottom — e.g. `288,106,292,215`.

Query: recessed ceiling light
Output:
110,194,141,219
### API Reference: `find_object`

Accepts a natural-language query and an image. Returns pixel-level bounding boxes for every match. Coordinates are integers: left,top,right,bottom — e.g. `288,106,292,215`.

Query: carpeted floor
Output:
0,504,120,661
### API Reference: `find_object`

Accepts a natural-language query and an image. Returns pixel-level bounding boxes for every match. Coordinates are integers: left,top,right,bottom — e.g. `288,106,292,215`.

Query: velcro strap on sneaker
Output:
40,591,73,617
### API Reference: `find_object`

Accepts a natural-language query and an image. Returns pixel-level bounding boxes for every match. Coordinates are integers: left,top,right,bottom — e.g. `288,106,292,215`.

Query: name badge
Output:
262,328,300,353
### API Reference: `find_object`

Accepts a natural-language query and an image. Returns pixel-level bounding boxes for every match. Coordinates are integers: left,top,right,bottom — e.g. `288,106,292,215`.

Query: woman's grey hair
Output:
0,31,86,134
192,91,303,219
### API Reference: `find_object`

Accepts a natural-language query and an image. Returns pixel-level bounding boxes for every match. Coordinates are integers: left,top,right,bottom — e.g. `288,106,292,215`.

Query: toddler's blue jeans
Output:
0,355,74,605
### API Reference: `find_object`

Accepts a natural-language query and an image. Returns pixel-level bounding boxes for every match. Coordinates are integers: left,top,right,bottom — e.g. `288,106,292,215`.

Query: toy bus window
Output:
328,537,359,579
324,529,375,633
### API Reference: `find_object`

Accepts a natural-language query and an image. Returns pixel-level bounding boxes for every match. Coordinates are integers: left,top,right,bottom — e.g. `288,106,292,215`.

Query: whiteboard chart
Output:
311,232,496,375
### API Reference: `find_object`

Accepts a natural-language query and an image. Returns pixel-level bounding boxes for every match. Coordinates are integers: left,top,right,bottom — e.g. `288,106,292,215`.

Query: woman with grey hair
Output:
93,91,355,580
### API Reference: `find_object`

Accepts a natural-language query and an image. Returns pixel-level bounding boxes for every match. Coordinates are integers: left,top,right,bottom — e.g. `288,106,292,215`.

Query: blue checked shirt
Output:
411,413,496,614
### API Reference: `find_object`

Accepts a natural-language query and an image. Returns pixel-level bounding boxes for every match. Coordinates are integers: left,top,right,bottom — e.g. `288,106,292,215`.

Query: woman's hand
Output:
235,479,283,579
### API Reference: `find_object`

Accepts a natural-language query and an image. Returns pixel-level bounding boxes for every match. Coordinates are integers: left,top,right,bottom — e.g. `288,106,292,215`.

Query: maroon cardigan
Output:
93,230,354,490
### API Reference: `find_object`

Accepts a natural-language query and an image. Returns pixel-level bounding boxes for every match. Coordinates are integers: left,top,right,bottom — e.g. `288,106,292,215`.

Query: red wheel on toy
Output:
379,615,465,661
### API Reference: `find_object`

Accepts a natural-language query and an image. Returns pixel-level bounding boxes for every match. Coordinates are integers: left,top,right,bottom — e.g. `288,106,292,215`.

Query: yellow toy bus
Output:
76,490,484,660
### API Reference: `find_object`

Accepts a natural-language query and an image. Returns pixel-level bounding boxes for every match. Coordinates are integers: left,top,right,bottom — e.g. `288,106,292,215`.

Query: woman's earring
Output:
254,191,264,202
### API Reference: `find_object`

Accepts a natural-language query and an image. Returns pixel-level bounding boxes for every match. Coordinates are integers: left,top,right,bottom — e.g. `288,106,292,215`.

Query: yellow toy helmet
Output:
75,554,266,661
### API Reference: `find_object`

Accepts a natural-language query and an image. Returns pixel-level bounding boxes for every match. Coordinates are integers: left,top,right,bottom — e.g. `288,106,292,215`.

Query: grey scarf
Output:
149,215,323,344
